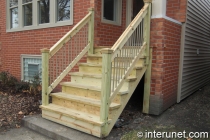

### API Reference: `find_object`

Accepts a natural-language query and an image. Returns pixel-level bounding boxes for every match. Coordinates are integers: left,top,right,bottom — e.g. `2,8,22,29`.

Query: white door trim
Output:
126,0,133,27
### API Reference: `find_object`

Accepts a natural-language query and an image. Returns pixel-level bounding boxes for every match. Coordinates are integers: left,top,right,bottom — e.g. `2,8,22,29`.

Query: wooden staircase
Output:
40,1,152,138
40,51,147,137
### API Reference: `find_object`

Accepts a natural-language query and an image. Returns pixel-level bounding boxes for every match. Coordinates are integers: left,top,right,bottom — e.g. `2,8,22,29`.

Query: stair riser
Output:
71,75,129,91
52,97,117,118
79,65,137,77
42,110,102,137
87,57,145,66
62,86,122,104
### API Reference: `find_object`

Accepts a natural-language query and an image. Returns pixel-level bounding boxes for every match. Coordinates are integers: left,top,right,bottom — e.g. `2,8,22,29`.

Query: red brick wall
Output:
166,0,187,22
150,18,181,111
0,5,2,71
94,0,127,47
0,0,91,79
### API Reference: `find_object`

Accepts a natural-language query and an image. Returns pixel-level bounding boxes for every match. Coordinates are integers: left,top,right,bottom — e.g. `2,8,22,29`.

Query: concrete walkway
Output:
0,127,52,140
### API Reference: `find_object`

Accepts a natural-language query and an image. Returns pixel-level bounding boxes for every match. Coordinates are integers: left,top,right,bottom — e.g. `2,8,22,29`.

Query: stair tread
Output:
87,54,146,59
60,82,128,95
79,62,143,69
70,72,137,80
51,92,121,109
40,104,104,126
94,46,112,48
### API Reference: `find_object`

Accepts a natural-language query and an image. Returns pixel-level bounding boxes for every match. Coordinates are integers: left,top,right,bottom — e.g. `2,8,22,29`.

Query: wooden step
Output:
78,63,143,76
60,82,128,104
70,72,136,90
87,55,145,66
51,92,120,117
88,54,146,59
51,92,120,110
93,47,146,55
41,104,104,125
40,104,104,137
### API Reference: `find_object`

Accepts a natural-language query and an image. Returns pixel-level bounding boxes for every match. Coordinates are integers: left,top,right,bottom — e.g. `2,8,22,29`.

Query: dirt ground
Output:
106,83,210,140
0,91,41,132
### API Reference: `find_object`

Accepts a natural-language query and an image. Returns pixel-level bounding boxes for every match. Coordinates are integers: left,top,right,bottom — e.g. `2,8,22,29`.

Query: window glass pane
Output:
103,0,115,21
23,58,42,81
10,0,18,7
39,0,50,24
11,8,18,28
24,3,32,26
57,0,70,21
28,64,39,80
23,0,32,4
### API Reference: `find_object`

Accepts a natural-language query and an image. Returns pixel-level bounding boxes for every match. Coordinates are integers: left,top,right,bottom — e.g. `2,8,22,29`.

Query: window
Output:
39,0,50,24
7,0,73,32
102,0,122,25
57,0,71,21
21,55,42,81
23,0,33,26
10,0,18,28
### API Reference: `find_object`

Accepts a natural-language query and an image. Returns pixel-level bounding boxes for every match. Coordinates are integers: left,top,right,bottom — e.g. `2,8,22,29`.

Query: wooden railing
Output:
100,1,151,135
41,8,94,105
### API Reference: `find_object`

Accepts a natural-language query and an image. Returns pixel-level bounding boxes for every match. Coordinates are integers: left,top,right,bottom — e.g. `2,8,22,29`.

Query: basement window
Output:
102,0,122,25
21,55,42,82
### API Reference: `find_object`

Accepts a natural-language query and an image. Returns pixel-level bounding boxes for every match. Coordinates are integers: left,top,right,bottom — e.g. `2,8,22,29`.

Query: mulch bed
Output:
0,82,41,132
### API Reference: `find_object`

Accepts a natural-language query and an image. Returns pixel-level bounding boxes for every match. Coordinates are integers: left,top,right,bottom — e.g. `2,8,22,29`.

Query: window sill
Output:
7,20,73,32
101,19,121,26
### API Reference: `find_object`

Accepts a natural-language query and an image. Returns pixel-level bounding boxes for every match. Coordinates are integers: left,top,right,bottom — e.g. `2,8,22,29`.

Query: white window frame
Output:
6,0,74,32
101,0,122,26
21,54,42,81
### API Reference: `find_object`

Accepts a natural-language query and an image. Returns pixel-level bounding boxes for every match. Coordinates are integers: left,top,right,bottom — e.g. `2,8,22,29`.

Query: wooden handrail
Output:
41,9,94,106
49,12,92,58
111,3,149,61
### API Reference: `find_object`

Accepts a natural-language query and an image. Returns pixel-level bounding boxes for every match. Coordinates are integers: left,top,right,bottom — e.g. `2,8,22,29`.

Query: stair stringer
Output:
106,67,147,136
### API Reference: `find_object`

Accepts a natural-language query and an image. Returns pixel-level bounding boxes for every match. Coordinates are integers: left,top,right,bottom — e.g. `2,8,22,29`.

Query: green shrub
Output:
0,71,41,94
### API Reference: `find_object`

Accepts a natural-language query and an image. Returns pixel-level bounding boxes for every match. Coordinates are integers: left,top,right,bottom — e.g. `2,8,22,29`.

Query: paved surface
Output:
22,115,100,140
0,127,52,140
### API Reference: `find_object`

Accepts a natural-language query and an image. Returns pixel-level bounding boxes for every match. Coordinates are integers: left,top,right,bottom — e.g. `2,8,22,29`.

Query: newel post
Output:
143,0,152,114
100,48,113,137
88,8,94,54
41,48,50,106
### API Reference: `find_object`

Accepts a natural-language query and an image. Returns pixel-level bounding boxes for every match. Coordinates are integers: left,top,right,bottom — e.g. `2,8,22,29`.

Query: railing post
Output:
143,0,152,114
100,48,113,137
41,48,50,106
88,8,94,54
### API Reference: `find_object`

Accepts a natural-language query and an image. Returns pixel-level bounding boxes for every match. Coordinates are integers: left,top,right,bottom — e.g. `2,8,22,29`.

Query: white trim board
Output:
151,0,182,25
152,15,182,25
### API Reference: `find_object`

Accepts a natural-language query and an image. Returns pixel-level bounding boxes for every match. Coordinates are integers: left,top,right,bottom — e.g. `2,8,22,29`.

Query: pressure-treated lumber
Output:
88,8,94,54
41,104,103,137
48,44,90,94
143,1,152,114
51,92,120,109
100,49,113,137
41,48,50,106
49,12,92,57
107,68,147,136
41,2,152,138
109,43,147,103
